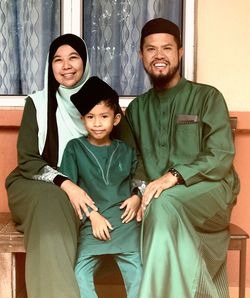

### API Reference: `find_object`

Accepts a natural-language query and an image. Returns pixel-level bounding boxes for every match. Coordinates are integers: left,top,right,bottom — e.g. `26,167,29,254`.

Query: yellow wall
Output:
196,0,250,111
0,1,250,294
196,0,250,291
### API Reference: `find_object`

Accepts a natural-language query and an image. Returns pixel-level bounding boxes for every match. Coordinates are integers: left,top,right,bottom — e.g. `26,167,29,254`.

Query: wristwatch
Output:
169,168,184,185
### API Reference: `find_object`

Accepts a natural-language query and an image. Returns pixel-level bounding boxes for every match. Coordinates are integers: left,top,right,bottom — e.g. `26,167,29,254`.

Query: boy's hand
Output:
120,194,141,223
89,211,113,241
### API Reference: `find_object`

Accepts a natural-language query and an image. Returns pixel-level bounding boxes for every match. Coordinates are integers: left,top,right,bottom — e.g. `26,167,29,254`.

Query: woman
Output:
5,34,139,298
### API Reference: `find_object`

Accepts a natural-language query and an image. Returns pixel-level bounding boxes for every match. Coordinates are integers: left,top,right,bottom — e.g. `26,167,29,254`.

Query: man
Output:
125,18,240,298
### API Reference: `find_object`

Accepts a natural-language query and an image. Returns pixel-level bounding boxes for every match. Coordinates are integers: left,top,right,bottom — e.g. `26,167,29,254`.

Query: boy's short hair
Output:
71,76,120,116
102,97,120,115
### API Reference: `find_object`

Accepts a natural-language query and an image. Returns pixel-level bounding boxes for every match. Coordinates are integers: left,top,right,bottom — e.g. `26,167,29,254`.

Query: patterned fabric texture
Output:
0,0,60,94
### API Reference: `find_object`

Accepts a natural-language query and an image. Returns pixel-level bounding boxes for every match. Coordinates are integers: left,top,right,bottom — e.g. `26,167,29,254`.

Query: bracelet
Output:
169,168,184,185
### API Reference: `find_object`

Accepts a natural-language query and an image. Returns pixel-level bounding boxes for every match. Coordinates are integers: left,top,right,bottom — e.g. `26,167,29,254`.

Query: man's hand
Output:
89,211,113,240
141,172,178,216
136,205,143,222
60,179,98,220
120,194,141,223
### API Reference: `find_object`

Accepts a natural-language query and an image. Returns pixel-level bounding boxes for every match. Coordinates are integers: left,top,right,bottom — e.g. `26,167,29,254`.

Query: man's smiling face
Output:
140,33,183,89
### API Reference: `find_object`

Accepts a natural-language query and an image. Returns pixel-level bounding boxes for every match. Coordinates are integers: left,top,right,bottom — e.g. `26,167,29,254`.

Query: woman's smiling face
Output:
52,44,84,87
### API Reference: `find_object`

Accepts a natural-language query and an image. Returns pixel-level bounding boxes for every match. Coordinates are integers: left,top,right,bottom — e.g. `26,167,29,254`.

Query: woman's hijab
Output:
29,34,90,167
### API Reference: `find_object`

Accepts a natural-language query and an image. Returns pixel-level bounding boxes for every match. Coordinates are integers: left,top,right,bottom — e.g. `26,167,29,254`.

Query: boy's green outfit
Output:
60,136,142,298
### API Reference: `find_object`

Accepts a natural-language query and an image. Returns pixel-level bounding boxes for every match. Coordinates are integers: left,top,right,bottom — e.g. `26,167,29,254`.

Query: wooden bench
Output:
0,214,249,298
0,212,126,298
0,117,249,298
228,224,249,298
0,213,26,298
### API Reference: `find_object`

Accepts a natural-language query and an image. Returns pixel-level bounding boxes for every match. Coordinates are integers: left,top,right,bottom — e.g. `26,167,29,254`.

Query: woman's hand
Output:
89,211,113,240
60,179,97,220
120,194,141,223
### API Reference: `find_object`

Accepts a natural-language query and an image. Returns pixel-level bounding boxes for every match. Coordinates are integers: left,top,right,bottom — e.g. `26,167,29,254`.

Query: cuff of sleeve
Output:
53,175,69,186
131,187,142,199
174,165,201,186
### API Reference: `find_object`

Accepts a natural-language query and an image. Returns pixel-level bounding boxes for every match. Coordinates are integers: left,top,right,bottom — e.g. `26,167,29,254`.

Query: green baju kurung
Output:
125,77,240,298
5,97,141,298
5,98,81,298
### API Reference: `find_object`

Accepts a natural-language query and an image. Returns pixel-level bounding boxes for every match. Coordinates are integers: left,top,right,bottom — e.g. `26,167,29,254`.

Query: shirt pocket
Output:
173,116,200,161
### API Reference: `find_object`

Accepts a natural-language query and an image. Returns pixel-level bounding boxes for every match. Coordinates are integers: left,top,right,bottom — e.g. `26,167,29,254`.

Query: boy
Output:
60,76,143,298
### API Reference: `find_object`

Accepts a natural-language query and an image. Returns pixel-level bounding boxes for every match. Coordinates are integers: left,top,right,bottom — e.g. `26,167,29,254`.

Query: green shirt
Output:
60,137,141,256
126,78,239,194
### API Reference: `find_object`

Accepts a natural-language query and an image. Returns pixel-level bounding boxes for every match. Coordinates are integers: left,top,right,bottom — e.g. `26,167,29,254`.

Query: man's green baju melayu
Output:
125,77,240,298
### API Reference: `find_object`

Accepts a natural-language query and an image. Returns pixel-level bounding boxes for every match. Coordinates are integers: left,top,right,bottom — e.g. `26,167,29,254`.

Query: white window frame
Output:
0,0,195,108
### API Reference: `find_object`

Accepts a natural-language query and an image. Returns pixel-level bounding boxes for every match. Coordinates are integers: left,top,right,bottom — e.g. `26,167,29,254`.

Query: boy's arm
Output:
130,148,148,198
111,107,148,182
120,148,147,223
59,142,78,183
59,141,97,219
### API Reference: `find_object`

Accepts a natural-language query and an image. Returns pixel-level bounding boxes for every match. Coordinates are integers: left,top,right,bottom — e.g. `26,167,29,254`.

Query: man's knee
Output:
145,196,181,230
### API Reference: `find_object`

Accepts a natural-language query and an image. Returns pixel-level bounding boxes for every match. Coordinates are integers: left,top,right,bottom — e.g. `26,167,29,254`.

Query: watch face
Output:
169,168,184,184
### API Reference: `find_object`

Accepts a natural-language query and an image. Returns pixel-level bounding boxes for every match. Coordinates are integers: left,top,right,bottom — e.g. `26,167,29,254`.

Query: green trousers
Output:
138,180,235,298
75,252,142,298
6,175,80,298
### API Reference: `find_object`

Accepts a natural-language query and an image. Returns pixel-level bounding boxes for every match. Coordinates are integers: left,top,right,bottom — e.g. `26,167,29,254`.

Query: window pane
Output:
0,0,60,95
83,0,182,95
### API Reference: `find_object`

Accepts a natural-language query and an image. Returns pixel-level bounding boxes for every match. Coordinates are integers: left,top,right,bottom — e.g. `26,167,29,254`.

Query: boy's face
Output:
82,101,121,146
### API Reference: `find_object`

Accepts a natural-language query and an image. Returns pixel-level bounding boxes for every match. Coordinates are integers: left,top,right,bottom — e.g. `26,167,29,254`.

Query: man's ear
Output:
139,50,143,61
113,113,122,126
178,47,184,60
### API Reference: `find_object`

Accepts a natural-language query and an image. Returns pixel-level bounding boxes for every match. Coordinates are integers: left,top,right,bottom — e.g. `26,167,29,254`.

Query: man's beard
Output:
146,61,180,90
